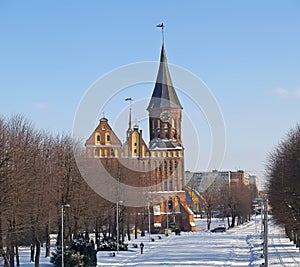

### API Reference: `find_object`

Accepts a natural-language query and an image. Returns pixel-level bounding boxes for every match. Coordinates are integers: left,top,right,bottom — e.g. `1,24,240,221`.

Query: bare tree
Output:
266,125,300,245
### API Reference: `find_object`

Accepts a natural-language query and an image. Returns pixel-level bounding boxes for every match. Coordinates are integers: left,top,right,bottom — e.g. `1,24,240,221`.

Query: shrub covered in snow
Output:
50,238,97,267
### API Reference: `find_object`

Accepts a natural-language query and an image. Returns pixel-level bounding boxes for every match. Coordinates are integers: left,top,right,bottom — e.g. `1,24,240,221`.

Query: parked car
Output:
211,226,226,233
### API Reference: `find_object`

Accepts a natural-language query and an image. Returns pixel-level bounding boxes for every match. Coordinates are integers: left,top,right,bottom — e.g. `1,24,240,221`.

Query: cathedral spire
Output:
147,44,182,110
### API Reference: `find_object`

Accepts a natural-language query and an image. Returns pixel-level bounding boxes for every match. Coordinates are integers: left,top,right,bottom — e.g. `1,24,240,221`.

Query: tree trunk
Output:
15,246,20,267
45,221,50,258
9,244,14,267
231,215,236,228
0,214,10,267
30,244,35,262
85,227,89,241
34,238,41,267
134,224,138,239
126,223,131,241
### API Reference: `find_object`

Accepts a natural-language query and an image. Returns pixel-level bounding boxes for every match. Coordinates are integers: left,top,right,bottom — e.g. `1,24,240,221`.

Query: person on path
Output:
140,242,144,254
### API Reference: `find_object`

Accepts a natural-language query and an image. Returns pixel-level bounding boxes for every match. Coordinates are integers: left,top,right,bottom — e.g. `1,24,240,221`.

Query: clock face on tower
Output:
160,111,171,122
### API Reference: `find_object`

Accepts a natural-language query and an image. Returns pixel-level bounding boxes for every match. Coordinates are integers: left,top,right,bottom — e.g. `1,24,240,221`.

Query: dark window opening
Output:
164,161,167,172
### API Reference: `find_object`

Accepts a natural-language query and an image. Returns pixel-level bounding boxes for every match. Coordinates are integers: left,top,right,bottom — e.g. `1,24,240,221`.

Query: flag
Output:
156,23,164,28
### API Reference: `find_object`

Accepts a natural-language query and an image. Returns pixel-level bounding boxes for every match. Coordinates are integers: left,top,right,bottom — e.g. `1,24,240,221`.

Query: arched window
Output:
95,133,101,144
105,132,111,144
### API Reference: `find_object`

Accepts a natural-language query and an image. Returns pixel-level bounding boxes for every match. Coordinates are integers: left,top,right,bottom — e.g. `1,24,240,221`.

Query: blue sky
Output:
1,1,300,188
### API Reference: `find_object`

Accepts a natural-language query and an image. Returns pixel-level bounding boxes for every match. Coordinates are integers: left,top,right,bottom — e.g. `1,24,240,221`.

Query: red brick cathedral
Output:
86,44,196,232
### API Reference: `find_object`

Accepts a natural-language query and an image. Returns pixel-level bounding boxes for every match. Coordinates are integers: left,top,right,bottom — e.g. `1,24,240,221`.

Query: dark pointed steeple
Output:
147,45,182,110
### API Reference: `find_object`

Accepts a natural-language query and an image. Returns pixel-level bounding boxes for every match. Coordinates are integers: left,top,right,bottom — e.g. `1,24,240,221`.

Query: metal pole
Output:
166,209,169,231
61,205,64,267
117,201,119,253
61,204,70,267
148,202,151,242
264,198,268,267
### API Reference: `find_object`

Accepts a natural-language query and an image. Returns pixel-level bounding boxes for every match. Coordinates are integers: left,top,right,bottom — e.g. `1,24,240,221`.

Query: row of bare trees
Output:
266,124,300,246
188,176,255,231
202,184,254,230
0,115,146,267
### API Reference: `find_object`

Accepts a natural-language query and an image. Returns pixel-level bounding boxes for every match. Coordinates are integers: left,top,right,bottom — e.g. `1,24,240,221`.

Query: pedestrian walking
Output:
140,242,144,254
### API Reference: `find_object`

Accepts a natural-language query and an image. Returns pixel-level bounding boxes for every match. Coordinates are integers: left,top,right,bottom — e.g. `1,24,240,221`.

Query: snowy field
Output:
4,217,300,267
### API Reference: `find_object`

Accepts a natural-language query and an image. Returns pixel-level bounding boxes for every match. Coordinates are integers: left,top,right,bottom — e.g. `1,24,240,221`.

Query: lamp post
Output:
263,198,268,267
116,200,123,253
61,204,70,267
148,201,151,242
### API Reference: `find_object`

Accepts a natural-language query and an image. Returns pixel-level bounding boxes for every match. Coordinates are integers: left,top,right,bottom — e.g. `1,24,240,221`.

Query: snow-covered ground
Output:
5,217,300,266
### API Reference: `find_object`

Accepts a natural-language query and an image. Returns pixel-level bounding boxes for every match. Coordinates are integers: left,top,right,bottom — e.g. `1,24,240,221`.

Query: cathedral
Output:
85,43,196,232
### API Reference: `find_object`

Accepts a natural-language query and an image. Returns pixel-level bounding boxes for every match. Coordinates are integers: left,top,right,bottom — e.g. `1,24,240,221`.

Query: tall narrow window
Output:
164,161,167,172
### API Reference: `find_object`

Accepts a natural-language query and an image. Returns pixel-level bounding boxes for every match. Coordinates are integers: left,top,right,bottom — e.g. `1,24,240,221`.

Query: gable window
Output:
96,135,101,142
107,134,110,142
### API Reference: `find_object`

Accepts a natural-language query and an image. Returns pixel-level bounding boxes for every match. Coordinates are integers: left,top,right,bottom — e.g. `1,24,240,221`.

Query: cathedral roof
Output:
147,45,183,110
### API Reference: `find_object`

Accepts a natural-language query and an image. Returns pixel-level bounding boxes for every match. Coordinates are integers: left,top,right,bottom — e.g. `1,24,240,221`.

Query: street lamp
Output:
148,201,152,242
61,204,70,267
116,200,123,253
262,198,268,267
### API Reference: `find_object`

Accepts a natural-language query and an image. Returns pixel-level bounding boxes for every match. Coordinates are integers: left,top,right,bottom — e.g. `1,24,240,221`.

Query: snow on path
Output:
98,220,254,266
8,217,300,266
267,220,300,266
97,218,300,267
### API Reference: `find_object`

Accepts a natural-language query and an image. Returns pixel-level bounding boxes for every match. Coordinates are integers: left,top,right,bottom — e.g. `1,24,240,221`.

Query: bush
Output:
50,238,97,267
96,238,128,251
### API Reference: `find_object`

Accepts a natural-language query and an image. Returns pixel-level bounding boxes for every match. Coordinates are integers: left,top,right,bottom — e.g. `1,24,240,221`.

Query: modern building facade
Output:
186,170,258,194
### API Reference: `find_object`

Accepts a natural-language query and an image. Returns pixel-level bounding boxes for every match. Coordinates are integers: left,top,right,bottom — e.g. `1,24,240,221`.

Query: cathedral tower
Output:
147,44,185,192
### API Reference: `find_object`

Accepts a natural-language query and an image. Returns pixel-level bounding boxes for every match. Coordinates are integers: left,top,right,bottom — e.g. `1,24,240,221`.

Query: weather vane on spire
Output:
156,23,165,45
125,97,133,137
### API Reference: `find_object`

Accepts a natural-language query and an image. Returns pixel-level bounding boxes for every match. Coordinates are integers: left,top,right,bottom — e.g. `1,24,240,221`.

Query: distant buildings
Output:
185,170,259,195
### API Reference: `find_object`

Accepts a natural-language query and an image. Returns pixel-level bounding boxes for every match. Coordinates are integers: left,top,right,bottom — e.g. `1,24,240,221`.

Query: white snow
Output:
6,216,300,266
